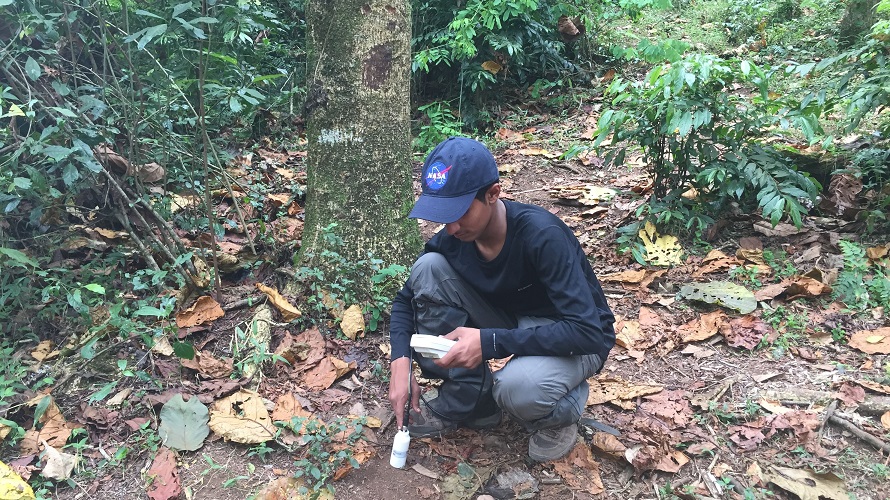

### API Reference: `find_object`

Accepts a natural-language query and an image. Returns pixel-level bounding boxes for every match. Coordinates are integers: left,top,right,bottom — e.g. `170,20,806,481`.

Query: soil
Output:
5,121,890,500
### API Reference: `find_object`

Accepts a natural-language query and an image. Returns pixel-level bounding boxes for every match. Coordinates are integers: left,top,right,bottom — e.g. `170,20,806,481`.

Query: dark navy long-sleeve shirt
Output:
389,200,615,364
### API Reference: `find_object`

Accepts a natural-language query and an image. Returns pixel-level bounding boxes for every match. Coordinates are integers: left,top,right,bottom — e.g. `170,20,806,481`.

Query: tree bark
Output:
300,0,421,276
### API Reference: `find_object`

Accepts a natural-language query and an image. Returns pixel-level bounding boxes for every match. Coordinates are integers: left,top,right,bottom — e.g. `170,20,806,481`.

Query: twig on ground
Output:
827,414,890,454
818,399,838,443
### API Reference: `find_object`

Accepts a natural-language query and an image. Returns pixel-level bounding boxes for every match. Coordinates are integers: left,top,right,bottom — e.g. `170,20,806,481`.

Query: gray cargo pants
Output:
408,252,602,432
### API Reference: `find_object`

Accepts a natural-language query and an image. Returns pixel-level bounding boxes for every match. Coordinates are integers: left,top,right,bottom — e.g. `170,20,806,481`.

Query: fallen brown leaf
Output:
256,283,301,322
679,310,726,342
208,390,275,444
848,327,890,354
175,296,224,329
145,447,181,500
551,442,604,495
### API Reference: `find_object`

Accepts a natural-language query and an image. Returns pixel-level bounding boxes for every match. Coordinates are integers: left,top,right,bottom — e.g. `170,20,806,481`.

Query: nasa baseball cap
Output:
408,137,499,223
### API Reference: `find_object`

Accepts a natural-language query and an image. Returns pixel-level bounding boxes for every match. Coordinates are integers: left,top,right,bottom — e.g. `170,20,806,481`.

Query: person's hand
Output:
435,327,483,369
388,356,420,428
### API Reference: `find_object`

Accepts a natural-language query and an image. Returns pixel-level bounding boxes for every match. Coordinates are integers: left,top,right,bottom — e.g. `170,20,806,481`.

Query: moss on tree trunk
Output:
300,0,421,277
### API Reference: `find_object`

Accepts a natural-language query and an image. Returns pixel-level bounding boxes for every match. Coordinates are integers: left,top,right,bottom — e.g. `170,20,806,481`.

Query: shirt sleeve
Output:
389,282,415,362
478,224,614,360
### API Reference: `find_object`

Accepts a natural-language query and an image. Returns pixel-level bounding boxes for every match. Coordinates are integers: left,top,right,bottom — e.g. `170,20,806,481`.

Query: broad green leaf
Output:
25,57,41,81
84,283,105,294
158,394,210,451
740,60,750,76
229,96,243,113
172,2,193,17
33,395,51,423
677,281,757,314
41,145,76,161
13,177,32,190
80,337,98,359
172,341,195,360
62,163,80,186
88,381,118,403
50,106,78,118
0,247,39,267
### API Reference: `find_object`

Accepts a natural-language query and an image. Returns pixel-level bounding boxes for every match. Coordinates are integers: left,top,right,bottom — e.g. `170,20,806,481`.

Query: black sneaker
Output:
528,423,578,462
408,398,502,438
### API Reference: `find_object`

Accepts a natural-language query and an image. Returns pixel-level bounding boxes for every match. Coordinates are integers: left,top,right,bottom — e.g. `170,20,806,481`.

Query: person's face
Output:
445,196,492,242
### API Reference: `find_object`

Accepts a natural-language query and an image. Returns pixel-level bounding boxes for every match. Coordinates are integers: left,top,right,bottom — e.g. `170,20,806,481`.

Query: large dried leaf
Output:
340,304,364,340
755,276,831,301
39,441,77,480
600,269,648,284
180,350,233,378
175,296,224,328
678,281,756,314
679,311,726,342
302,357,356,391
145,447,182,500
866,243,889,260
719,315,770,350
256,283,301,321
763,466,848,500
270,393,312,422
551,442,604,495
20,396,76,455
587,376,663,409
30,340,56,362
848,327,890,354
881,411,890,430
639,221,683,266
209,390,275,444
590,432,626,461
0,460,35,500
550,184,616,206
158,394,210,451
640,390,693,429
692,250,738,277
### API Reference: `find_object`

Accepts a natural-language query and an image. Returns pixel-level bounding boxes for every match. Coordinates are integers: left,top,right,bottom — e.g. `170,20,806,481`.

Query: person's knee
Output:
410,252,449,280
492,374,554,422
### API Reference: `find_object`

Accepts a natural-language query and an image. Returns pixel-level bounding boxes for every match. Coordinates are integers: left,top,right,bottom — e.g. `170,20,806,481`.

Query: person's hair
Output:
474,182,496,201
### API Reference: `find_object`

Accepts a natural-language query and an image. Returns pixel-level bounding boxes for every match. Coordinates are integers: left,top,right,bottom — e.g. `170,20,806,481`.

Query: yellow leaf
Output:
31,340,55,361
866,335,886,344
881,411,890,430
6,104,25,117
209,390,275,444
0,460,35,500
481,60,502,74
340,304,364,340
256,283,301,322
639,221,683,266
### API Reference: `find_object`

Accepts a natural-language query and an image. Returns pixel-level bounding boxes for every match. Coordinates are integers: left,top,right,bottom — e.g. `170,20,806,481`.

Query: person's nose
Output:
446,221,460,235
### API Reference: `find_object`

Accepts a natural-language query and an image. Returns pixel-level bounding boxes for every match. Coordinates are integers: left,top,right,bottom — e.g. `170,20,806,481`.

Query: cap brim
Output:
408,192,476,224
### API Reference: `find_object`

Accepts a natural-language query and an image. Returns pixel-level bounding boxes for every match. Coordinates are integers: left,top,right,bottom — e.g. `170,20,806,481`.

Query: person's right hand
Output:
388,356,420,428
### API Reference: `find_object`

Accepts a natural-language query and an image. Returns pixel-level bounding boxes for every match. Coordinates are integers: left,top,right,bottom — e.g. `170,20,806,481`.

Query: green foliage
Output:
411,0,671,120
833,240,890,311
414,101,464,153
761,305,806,358
282,416,367,498
595,54,822,234
296,224,407,333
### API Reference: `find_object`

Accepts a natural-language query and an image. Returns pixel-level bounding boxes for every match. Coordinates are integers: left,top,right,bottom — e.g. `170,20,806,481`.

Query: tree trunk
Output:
300,0,421,275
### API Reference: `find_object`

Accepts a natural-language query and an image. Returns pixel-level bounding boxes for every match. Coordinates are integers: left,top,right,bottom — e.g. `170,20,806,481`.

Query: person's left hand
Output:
435,327,483,369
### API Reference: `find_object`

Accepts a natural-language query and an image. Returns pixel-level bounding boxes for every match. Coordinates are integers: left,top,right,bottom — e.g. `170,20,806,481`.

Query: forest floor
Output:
3,97,890,500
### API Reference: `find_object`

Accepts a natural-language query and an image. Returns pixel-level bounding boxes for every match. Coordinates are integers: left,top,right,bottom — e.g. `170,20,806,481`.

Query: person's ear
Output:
486,183,501,203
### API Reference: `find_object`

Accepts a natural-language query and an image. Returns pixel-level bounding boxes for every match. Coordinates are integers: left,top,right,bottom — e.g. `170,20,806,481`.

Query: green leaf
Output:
80,338,99,359
62,163,80,186
84,283,106,294
13,177,32,189
88,381,119,403
41,145,76,161
0,247,39,267
158,394,210,451
0,0,14,5
25,57,41,81
173,341,196,360
740,60,751,76
229,96,243,113
172,2,193,17
50,106,78,118
33,395,52,423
